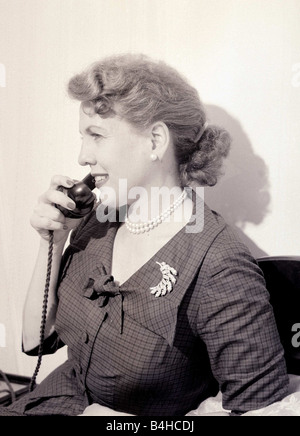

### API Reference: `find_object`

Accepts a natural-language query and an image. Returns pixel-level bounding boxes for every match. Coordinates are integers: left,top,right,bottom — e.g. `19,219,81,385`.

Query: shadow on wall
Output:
204,104,270,258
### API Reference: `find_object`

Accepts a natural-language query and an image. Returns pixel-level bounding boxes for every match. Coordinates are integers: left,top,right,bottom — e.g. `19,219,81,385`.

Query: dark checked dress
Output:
2,198,289,416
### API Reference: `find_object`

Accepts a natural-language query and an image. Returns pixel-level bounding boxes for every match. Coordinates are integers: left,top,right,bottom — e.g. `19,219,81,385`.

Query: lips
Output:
93,174,109,189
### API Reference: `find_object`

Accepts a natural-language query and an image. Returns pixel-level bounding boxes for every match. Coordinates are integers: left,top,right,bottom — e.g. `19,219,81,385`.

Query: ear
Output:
150,122,171,159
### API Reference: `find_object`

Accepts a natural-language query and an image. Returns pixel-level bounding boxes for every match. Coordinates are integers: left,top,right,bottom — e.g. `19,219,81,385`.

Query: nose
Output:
78,140,97,167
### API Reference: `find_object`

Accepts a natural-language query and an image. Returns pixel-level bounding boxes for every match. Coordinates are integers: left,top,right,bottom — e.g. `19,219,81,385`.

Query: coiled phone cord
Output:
29,230,54,392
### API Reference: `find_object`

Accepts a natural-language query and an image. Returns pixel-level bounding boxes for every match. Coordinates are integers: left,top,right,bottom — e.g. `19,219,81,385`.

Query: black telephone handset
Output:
29,174,96,392
56,173,96,218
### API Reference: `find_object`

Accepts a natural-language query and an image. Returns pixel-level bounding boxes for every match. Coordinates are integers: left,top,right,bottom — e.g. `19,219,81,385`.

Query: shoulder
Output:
192,204,266,294
203,206,259,270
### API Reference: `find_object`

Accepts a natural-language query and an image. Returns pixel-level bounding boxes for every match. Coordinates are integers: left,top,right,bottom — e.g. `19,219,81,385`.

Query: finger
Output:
49,174,75,190
34,203,66,223
30,214,68,232
39,189,76,210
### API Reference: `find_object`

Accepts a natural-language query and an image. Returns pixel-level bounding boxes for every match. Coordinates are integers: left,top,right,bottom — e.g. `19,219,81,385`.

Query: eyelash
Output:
79,133,104,143
90,133,102,140
80,134,102,140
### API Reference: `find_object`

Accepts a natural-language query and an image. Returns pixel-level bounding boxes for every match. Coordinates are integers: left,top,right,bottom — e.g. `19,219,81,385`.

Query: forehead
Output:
79,103,145,136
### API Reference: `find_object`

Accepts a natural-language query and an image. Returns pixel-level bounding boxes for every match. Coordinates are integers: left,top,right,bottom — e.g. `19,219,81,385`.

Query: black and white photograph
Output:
0,0,300,419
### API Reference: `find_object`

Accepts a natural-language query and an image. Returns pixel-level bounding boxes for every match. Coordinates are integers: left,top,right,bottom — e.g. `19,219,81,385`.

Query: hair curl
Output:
68,53,231,187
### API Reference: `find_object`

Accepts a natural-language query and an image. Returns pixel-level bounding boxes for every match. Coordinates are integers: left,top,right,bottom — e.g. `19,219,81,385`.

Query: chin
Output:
95,194,128,225
99,178,131,205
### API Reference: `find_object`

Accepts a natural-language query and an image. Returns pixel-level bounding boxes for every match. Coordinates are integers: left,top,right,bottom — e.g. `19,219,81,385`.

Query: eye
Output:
90,133,103,140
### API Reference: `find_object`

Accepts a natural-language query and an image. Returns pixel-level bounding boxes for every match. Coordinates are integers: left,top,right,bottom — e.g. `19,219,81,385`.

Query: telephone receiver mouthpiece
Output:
56,173,96,219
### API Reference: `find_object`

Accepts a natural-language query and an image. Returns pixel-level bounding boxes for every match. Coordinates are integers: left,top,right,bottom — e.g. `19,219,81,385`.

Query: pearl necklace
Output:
125,190,187,234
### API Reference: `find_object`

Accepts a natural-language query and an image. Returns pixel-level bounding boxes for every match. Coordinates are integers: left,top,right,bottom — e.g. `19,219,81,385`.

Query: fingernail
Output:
67,202,75,210
66,179,74,186
63,225,68,230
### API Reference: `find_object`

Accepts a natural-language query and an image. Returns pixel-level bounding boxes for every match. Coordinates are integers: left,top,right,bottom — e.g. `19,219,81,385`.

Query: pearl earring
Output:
150,154,158,162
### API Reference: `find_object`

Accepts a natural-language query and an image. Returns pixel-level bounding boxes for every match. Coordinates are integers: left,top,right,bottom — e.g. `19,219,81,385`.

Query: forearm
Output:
22,236,67,352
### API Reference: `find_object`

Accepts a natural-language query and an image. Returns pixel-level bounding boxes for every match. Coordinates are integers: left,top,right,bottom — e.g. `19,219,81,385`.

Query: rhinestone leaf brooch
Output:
150,261,178,297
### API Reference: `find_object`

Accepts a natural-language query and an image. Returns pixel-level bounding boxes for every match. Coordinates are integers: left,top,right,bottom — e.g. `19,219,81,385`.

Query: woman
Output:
1,54,288,416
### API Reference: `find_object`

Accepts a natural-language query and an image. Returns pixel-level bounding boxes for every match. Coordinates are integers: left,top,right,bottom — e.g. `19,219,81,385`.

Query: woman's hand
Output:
79,404,135,416
30,175,82,244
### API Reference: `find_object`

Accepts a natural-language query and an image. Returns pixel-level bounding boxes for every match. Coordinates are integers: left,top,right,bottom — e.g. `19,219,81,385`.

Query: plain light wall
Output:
0,0,299,381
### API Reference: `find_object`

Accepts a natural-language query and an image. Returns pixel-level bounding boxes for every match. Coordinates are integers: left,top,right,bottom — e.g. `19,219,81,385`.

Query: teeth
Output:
95,175,108,181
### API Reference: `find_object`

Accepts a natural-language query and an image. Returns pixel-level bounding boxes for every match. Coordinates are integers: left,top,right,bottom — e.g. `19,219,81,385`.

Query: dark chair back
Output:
257,256,300,375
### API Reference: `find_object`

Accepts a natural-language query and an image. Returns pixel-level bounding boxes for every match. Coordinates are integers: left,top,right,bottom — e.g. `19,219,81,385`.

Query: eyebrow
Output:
79,126,108,135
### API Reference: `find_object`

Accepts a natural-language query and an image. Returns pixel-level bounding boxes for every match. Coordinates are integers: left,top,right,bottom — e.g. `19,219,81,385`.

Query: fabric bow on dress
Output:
83,265,124,334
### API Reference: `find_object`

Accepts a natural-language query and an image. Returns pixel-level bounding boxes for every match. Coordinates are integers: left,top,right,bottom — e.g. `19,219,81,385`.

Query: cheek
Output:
115,155,148,182
123,135,149,166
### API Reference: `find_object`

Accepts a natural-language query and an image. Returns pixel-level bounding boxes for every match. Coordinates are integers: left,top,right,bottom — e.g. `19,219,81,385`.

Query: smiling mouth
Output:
93,174,109,188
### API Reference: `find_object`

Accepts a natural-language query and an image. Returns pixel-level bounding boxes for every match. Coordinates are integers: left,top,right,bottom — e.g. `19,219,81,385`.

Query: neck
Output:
126,182,189,227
